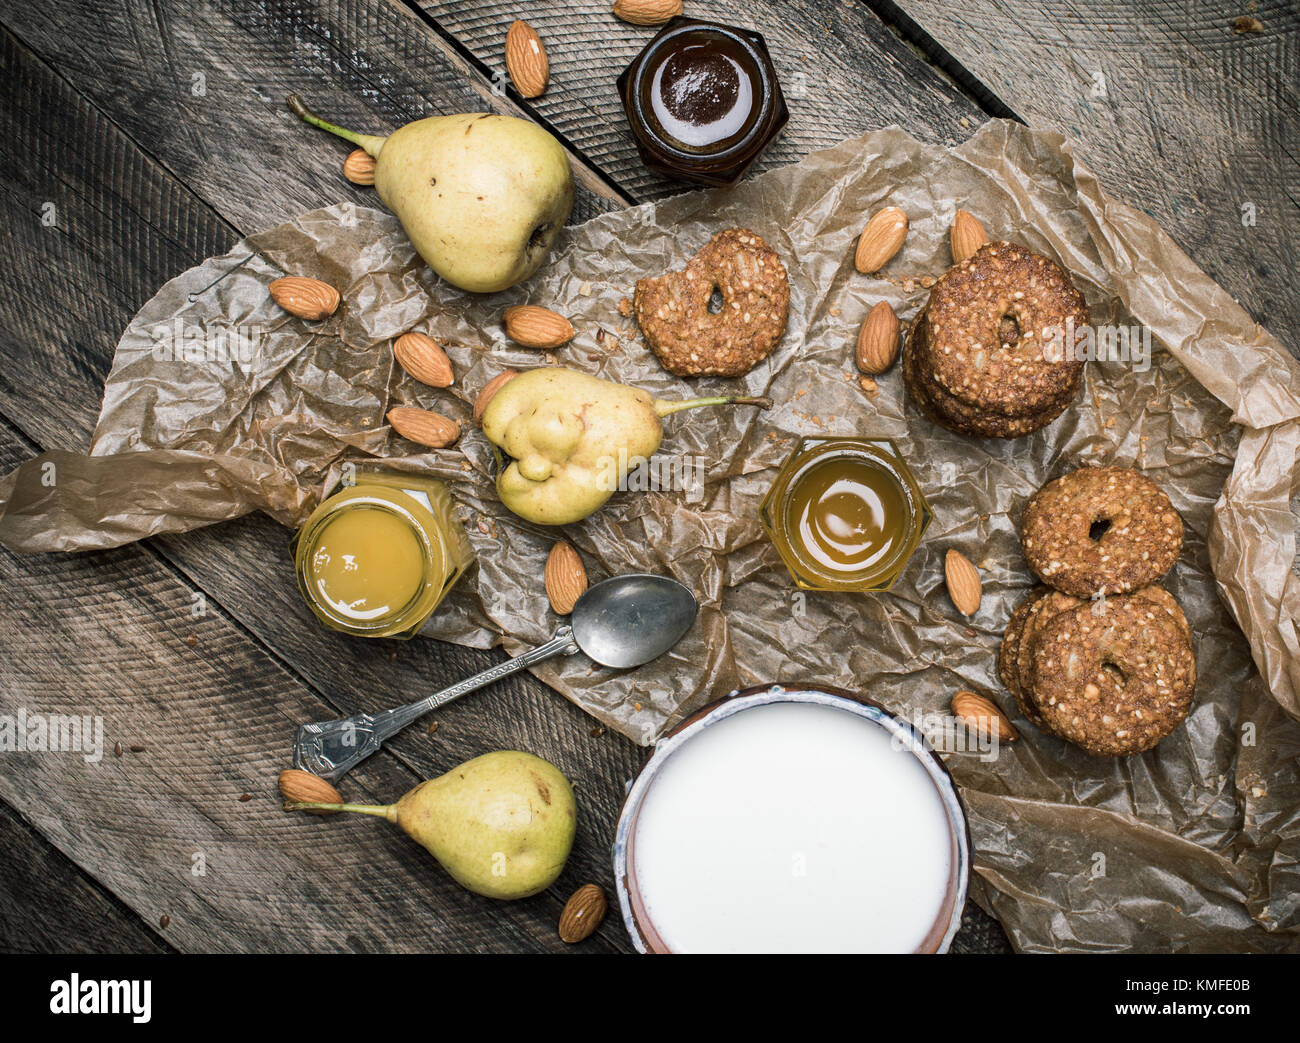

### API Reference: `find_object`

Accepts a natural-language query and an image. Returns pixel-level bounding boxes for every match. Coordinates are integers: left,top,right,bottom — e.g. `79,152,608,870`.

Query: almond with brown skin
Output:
855,301,900,374
387,407,460,449
343,148,376,185
474,369,520,423
545,540,588,615
505,20,549,99
950,210,988,264
278,769,343,813
393,332,454,388
944,549,982,615
269,277,340,320
504,305,575,348
558,883,607,943
854,206,908,274
952,690,1019,742
613,0,683,25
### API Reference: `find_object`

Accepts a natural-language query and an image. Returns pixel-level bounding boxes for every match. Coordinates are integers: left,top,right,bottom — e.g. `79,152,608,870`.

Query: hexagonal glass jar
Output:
760,437,931,592
616,17,789,186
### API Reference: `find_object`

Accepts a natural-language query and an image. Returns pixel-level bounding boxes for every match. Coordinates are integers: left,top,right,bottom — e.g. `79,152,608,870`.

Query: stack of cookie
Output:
999,466,1197,756
903,241,1087,438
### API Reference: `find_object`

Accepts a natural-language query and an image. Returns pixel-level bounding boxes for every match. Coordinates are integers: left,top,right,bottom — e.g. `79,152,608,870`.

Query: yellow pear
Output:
288,96,573,293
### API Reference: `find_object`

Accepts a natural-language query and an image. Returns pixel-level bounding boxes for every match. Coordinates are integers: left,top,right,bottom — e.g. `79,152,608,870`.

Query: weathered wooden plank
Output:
0,800,175,954
870,0,1299,343
416,0,985,201
0,0,623,234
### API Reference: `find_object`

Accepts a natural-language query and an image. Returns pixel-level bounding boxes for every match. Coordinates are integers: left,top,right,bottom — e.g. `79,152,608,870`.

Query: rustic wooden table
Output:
0,0,1294,954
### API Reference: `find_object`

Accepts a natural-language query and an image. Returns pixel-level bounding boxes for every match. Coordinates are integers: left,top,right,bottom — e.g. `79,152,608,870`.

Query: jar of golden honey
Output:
760,438,931,592
290,469,473,638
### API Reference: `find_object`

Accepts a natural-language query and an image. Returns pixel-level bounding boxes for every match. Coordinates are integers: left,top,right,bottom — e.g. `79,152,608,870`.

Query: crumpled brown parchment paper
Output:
2,120,1298,952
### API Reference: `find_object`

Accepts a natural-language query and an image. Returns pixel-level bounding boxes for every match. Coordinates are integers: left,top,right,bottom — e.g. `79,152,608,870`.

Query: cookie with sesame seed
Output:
998,586,1050,710
1031,594,1196,756
923,241,1088,417
1021,466,1184,597
905,311,1079,438
1014,590,1084,724
633,228,789,377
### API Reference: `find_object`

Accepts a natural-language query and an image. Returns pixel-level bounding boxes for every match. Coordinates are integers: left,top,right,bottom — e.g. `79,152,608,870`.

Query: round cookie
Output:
633,227,789,377
998,586,1050,706
1032,595,1196,756
1021,466,1184,597
923,241,1088,416
905,313,1078,439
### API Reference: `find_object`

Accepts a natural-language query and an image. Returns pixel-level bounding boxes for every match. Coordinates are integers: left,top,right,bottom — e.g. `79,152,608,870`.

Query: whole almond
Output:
613,0,683,25
393,332,454,388
269,277,340,320
854,206,908,274
952,690,1019,742
505,20,549,99
504,305,575,349
545,540,588,615
944,549,982,615
558,883,607,943
950,210,988,264
855,301,900,374
343,148,376,185
387,407,460,449
475,369,520,423
278,769,343,813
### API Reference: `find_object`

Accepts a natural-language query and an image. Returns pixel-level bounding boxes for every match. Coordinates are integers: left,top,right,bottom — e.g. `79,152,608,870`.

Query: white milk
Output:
631,701,954,953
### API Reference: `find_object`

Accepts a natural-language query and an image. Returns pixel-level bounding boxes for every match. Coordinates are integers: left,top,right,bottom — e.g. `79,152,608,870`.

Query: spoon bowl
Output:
572,574,698,669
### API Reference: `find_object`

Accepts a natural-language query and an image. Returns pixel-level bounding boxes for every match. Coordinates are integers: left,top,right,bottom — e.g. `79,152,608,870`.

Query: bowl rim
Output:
612,682,971,954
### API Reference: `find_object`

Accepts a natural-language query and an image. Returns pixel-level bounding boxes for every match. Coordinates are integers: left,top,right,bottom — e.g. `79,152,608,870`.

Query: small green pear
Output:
288,96,574,293
286,751,576,900
482,368,771,525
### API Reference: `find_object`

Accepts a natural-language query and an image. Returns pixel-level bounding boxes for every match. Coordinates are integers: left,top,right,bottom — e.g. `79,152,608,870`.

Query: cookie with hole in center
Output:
1021,465,1183,597
633,227,789,377
905,311,1079,439
1031,594,1196,756
923,241,1088,417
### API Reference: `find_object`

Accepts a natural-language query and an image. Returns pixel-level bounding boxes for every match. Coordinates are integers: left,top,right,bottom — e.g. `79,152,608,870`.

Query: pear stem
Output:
285,801,398,822
653,394,773,418
286,95,387,158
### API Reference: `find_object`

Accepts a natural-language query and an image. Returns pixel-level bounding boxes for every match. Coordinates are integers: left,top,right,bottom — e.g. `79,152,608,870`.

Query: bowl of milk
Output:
613,684,969,953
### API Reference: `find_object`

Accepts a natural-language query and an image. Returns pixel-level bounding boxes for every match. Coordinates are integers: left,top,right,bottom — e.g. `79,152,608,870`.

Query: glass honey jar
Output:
760,438,931,592
290,469,473,639
617,17,789,186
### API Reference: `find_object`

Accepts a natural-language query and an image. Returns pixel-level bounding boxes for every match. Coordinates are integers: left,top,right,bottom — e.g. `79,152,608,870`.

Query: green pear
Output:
285,751,576,900
288,96,574,293
482,368,771,525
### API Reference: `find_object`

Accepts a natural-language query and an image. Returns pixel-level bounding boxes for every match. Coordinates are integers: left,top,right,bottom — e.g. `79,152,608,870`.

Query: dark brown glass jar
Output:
617,17,788,186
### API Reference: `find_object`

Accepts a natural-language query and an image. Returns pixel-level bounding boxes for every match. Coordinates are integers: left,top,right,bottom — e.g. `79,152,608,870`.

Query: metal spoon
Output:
292,573,698,780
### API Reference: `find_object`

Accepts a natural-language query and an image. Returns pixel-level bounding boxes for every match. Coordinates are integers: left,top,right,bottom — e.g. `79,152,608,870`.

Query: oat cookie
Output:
1021,466,1184,597
1014,590,1083,724
1032,595,1196,756
632,228,790,377
905,313,1078,439
923,241,1088,416
998,586,1050,704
